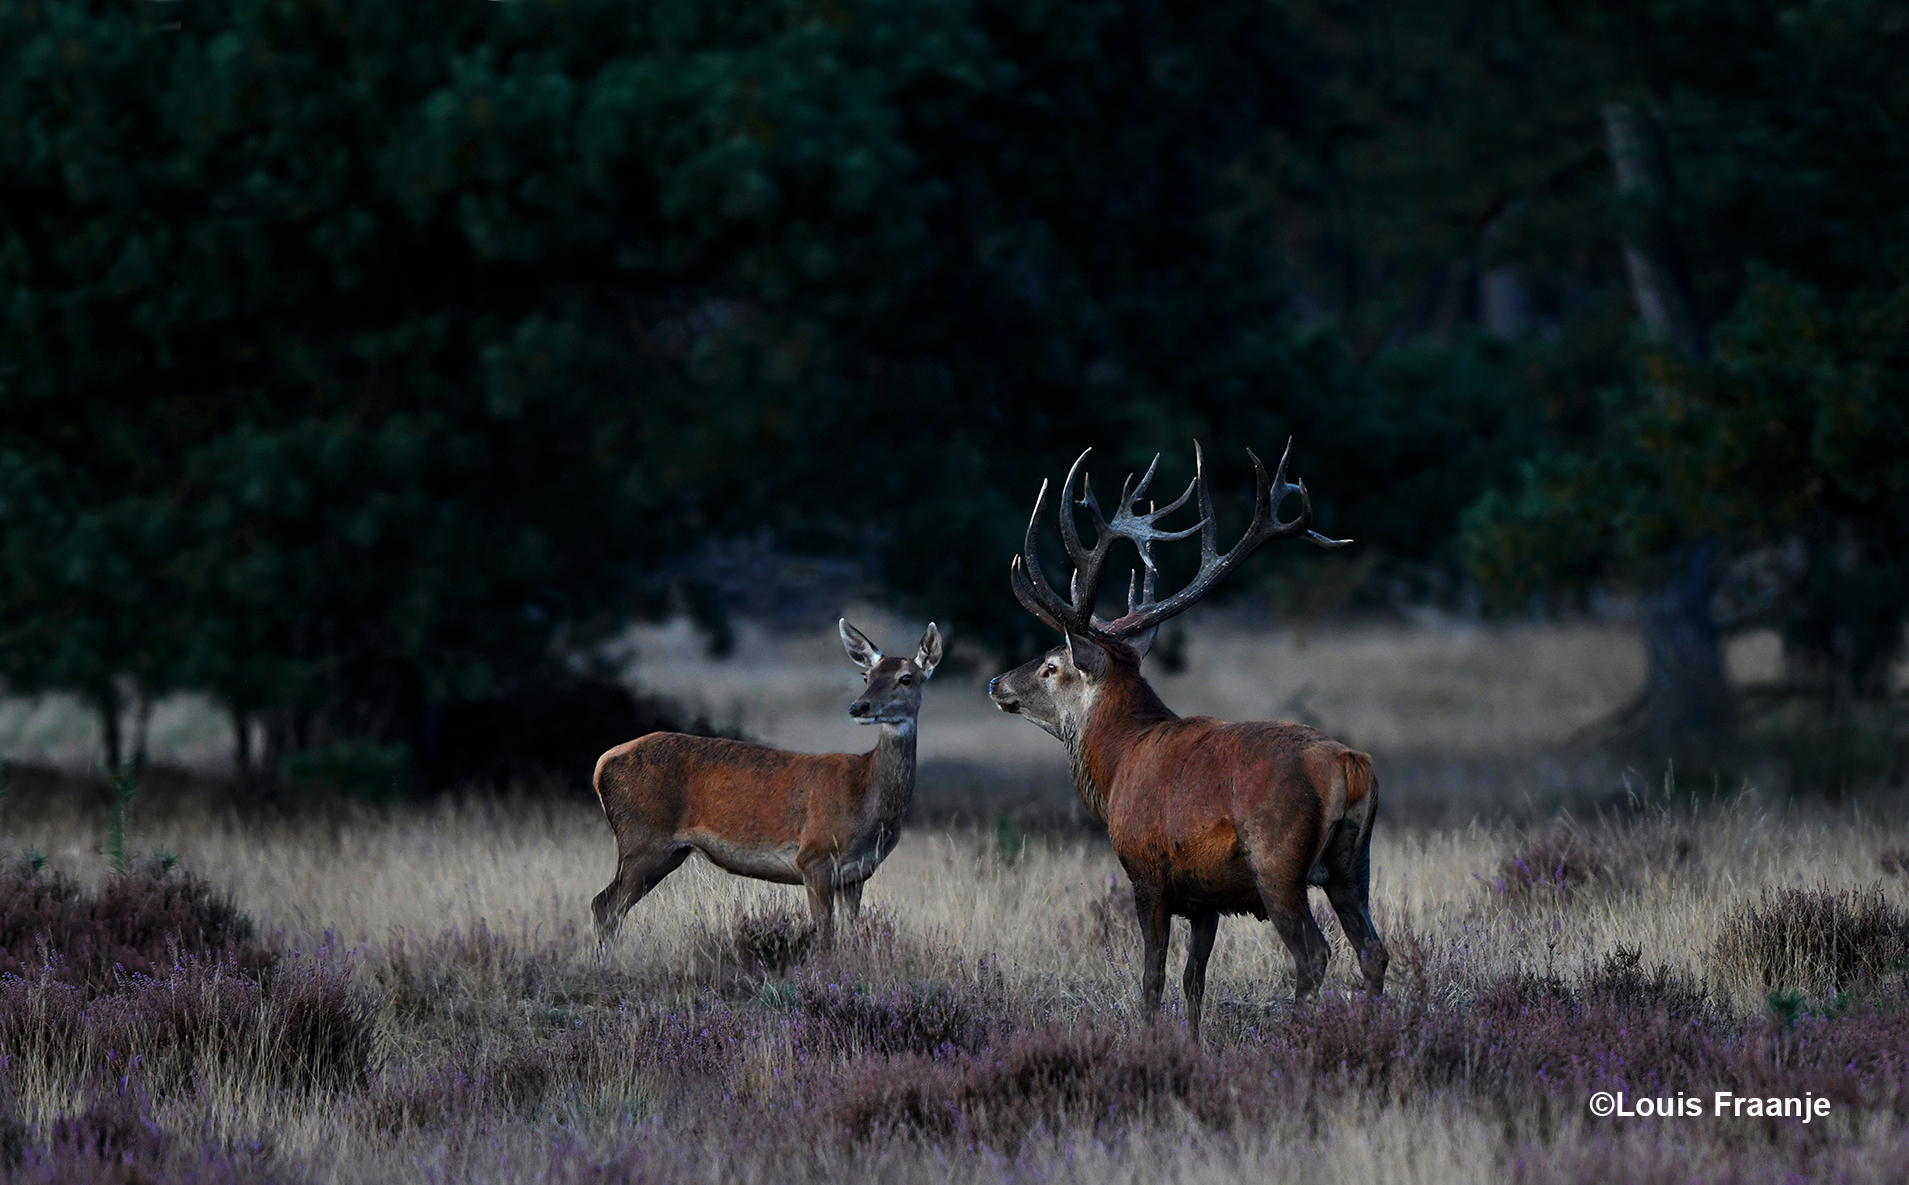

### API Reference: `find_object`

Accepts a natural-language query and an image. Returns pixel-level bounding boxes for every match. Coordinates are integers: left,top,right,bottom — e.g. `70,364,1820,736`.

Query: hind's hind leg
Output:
1321,821,1388,994
592,845,691,943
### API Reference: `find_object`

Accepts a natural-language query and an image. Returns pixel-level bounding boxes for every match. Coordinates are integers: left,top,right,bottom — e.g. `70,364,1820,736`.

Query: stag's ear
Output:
1064,631,1107,677
1121,625,1158,662
913,622,944,678
838,619,883,673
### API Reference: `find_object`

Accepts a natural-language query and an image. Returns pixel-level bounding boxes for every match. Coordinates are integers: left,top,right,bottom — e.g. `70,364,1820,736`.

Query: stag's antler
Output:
1011,440,1348,644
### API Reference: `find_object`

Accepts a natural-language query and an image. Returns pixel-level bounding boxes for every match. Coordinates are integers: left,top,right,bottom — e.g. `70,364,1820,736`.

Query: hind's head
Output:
840,620,943,727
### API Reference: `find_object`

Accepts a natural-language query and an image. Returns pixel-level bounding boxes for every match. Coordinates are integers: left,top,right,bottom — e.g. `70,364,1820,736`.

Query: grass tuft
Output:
1713,884,1909,1000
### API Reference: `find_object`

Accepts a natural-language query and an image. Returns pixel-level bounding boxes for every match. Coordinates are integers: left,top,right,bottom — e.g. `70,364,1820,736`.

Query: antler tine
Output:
1258,440,1352,551
1098,439,1347,641
1125,561,1157,615
1264,439,1305,533
1122,453,1160,511
1193,440,1222,560
1057,449,1097,573
1009,440,1346,645
1058,449,1129,622
1011,555,1070,634
1014,478,1079,630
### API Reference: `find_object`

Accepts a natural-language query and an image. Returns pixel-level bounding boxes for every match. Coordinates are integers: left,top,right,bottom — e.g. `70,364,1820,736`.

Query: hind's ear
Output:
914,622,944,678
839,619,882,672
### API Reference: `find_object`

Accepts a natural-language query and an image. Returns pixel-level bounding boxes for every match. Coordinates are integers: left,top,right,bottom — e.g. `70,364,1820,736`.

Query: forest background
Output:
2,0,1905,798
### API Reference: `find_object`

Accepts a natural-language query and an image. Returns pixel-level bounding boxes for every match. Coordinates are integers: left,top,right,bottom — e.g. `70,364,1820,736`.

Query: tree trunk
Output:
231,705,253,787
130,688,153,772
1602,103,1707,359
1642,542,1730,753
94,684,123,775
1603,101,1729,755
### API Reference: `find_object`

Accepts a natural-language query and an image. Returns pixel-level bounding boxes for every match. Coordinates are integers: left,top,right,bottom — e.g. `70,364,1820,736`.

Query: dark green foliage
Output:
1458,3,1909,700
0,0,1904,790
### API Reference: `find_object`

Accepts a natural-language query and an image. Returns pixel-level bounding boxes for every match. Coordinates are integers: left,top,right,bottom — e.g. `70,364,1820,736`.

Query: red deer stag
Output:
592,619,942,949
988,443,1385,1035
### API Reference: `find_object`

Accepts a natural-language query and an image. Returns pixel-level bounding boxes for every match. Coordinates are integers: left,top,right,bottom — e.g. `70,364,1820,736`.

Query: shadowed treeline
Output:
2,0,1905,795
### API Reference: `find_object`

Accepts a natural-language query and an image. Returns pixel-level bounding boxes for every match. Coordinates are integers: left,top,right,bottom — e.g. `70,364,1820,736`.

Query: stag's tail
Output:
1341,749,1373,805
1341,749,1378,842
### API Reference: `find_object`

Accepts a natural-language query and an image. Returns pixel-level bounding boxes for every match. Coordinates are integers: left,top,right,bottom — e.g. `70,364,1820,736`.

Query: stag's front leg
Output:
838,880,864,923
1184,908,1220,1038
1132,882,1172,1018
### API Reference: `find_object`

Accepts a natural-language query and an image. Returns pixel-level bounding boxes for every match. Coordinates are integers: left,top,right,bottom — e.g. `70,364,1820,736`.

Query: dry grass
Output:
0,782,1906,1182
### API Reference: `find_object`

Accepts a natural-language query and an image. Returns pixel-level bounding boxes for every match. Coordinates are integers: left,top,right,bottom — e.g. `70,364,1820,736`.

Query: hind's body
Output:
590,621,939,948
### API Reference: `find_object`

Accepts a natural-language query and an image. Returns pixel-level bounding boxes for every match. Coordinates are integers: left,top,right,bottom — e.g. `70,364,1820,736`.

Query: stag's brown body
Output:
591,621,939,948
988,442,1386,1035
1081,666,1374,921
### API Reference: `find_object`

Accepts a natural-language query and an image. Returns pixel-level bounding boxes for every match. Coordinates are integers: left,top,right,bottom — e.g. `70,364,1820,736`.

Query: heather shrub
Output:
0,957,372,1096
1582,945,1716,1017
1490,819,1694,902
688,904,816,991
683,902,956,998
0,862,272,994
377,919,555,1023
1714,885,1909,999
821,1024,1228,1148
787,977,991,1059
4,1082,292,1184
1233,953,1728,1111
367,1054,552,1133
365,1002,750,1132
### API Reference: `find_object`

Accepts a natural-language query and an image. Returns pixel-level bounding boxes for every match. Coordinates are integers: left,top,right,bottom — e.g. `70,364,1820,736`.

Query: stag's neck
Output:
1058,721,1109,826
1074,665,1177,818
866,719,919,821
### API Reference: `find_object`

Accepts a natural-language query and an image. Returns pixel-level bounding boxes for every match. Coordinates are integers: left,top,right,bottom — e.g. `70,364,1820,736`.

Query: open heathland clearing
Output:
0,782,1906,1183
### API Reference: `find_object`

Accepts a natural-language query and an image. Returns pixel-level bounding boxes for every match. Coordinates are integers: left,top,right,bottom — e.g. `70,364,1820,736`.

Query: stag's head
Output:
842,619,943,729
989,441,1347,736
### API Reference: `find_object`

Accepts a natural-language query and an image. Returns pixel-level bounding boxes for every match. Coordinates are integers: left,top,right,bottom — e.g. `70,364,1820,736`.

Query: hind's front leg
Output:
797,848,839,949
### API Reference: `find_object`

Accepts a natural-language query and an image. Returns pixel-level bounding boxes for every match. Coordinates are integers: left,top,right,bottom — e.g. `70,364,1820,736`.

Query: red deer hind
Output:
592,619,942,948
988,442,1386,1036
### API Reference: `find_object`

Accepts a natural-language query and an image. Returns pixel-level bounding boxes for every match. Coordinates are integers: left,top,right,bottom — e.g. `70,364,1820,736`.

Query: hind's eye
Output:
861,674,867,683
899,672,912,685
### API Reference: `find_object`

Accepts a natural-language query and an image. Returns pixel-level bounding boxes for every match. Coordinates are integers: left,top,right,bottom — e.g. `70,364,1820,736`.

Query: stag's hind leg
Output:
1321,817,1388,995
592,844,691,944
1244,820,1332,1003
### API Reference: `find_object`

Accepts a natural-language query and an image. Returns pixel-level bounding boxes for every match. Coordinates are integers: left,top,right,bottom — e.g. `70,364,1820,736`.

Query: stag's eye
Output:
861,674,867,684
899,672,912,685
1041,665,1056,678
